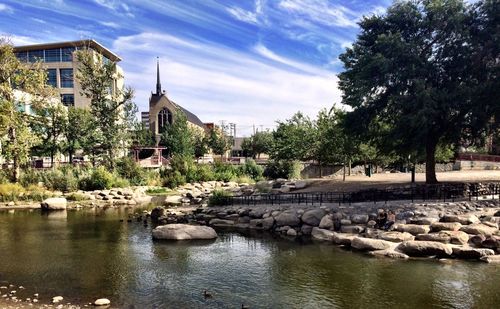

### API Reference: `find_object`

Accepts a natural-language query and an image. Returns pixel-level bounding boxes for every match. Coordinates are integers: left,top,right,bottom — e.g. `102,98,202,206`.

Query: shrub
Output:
116,157,145,186
263,160,302,180
195,164,216,182
0,170,10,184
79,166,114,190
0,183,24,202
43,169,79,192
235,175,254,185
208,189,232,206
145,187,170,195
238,160,263,181
111,174,129,188
66,192,88,201
25,185,52,201
161,170,186,189
19,169,44,187
213,162,238,182
144,169,162,186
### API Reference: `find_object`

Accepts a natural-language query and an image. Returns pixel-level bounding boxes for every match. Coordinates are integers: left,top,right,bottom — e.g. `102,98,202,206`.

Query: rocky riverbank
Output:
148,198,500,263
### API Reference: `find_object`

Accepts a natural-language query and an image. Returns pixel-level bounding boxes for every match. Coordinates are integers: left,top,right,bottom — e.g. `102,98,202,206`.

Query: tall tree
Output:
160,111,194,158
76,49,136,169
272,112,316,161
64,107,94,162
339,0,499,183
207,126,232,160
241,131,274,159
0,39,53,180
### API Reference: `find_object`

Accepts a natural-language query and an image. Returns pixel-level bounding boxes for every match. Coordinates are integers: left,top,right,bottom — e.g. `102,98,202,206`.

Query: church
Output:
142,58,206,141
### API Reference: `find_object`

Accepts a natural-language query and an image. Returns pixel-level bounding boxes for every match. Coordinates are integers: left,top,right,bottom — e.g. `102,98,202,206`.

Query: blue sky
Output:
0,0,391,136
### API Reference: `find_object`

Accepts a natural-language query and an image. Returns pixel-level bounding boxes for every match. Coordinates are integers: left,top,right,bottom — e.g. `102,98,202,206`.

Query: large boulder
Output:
351,237,393,251
397,241,453,257
275,210,301,227
480,255,500,263
319,214,334,230
481,235,500,250
311,227,334,241
351,214,369,224
340,225,364,234
415,232,452,243
380,231,415,242
150,207,165,222
394,224,430,236
332,233,355,246
430,222,462,232
370,249,409,259
301,209,327,227
165,195,183,205
452,247,495,259
441,214,480,225
410,217,438,225
40,197,67,210
441,230,469,245
460,223,498,236
152,224,217,240
209,219,234,227
294,180,307,189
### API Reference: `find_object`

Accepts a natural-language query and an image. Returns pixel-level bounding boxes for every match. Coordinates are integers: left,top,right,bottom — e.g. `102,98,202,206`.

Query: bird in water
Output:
203,290,213,299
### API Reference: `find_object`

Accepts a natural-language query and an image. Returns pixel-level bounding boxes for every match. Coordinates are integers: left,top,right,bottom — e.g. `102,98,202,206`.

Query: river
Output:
0,208,499,308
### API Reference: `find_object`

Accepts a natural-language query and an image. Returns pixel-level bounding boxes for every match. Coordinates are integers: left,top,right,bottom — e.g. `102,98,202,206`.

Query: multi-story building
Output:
13,39,123,108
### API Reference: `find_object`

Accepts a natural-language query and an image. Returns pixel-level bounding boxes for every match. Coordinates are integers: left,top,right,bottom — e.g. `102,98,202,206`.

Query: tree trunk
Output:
348,159,351,176
425,138,438,184
50,150,54,168
342,161,346,182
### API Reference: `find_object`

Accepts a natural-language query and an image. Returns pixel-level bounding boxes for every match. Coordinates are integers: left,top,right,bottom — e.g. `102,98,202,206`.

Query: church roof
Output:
150,94,206,129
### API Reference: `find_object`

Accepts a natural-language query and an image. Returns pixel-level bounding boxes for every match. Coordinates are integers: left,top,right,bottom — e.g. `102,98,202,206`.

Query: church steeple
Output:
156,57,162,95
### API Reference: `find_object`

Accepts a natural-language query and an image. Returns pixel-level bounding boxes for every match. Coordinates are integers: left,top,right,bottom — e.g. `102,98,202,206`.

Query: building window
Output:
61,94,74,107
15,52,28,62
158,108,173,132
60,69,73,88
61,47,75,62
28,50,44,62
45,48,61,62
46,69,57,87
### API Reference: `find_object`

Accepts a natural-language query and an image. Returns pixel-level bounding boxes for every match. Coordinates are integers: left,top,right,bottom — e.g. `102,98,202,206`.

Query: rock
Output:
480,255,500,263
150,207,165,222
94,298,111,306
469,234,487,247
279,185,292,193
351,214,369,224
351,237,394,251
249,209,266,219
460,223,498,236
394,224,430,236
380,231,415,242
362,228,382,239
441,214,480,225
481,235,500,250
452,247,495,259
340,219,352,225
294,180,307,189
410,217,438,225
41,198,67,210
165,195,183,205
367,220,376,228
287,229,297,237
340,225,364,234
311,227,334,241
275,210,301,227
262,217,275,230
209,219,234,227
397,241,452,257
319,214,334,230
430,222,462,232
415,232,452,243
370,249,409,259
301,224,313,235
152,224,217,240
301,209,327,226
332,233,355,246
52,296,63,303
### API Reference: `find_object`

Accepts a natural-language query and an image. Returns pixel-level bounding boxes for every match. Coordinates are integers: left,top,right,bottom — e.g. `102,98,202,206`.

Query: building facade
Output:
14,40,123,108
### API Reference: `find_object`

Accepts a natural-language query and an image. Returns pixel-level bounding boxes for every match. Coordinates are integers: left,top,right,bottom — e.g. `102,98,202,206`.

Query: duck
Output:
203,290,212,299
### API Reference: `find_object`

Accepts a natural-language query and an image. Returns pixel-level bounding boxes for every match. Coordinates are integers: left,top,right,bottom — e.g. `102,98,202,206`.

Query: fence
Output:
222,182,500,207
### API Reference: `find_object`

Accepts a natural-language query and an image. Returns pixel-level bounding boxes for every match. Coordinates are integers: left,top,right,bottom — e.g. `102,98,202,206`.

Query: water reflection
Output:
1,209,500,308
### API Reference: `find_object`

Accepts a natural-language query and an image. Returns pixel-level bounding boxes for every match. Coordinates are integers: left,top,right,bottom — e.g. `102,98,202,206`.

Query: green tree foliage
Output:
64,107,94,162
241,131,273,158
0,39,53,181
193,131,209,158
160,112,194,158
272,112,315,161
76,49,137,169
132,122,155,147
207,126,232,159
339,0,500,183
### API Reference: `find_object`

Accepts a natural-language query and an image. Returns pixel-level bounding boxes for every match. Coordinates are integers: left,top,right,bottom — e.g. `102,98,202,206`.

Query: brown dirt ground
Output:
295,170,500,193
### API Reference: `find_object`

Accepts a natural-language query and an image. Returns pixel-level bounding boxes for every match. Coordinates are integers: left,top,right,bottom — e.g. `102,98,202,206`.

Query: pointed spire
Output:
156,57,162,95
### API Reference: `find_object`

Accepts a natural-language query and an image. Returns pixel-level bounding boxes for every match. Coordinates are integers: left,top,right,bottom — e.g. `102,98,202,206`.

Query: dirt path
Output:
296,170,500,193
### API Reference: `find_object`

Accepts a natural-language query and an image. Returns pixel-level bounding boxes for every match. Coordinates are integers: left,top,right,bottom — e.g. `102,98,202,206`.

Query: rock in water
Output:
397,241,452,257
152,224,217,240
275,210,301,227
311,227,334,241
301,209,326,226
41,198,67,210
94,298,111,306
351,237,393,251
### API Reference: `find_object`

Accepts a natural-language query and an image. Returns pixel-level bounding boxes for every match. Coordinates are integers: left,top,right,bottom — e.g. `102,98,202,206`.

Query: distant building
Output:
141,112,150,127
147,58,205,141
14,39,123,108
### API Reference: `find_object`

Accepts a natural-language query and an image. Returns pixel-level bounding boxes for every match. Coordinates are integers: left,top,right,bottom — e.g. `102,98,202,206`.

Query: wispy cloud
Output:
0,3,13,13
93,0,134,17
278,0,358,28
99,21,120,29
226,7,258,25
113,32,341,136
2,34,40,46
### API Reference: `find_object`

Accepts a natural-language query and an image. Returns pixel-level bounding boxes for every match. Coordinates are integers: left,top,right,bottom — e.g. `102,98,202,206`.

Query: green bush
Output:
263,160,302,180
111,174,130,188
144,169,162,186
79,166,114,190
145,187,170,195
66,192,88,201
194,164,216,182
213,162,238,182
0,183,24,202
161,170,186,189
0,170,10,184
43,169,79,192
25,185,52,202
19,169,44,187
208,189,232,206
116,157,145,185
238,160,263,181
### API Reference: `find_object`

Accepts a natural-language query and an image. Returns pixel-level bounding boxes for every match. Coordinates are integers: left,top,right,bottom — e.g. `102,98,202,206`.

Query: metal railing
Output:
221,182,500,207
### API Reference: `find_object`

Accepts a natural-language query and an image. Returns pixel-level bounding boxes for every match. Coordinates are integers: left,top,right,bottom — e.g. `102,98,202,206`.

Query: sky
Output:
0,0,392,136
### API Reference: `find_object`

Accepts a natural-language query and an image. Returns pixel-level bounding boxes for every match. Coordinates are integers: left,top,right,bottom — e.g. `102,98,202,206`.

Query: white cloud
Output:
226,7,258,25
99,21,120,29
0,3,13,13
93,0,134,17
113,32,342,136
2,34,40,46
278,0,358,28
31,17,46,24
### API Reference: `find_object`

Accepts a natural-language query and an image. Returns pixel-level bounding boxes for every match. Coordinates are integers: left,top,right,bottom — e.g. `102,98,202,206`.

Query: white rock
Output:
52,296,63,303
41,198,67,210
94,298,111,306
152,224,217,240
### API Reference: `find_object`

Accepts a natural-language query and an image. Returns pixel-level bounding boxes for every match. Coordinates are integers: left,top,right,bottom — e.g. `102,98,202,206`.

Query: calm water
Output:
1,208,500,309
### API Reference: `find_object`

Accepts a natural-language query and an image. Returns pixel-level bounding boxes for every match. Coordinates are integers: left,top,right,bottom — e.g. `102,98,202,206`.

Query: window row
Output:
60,94,74,107
16,47,76,63
46,68,73,88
